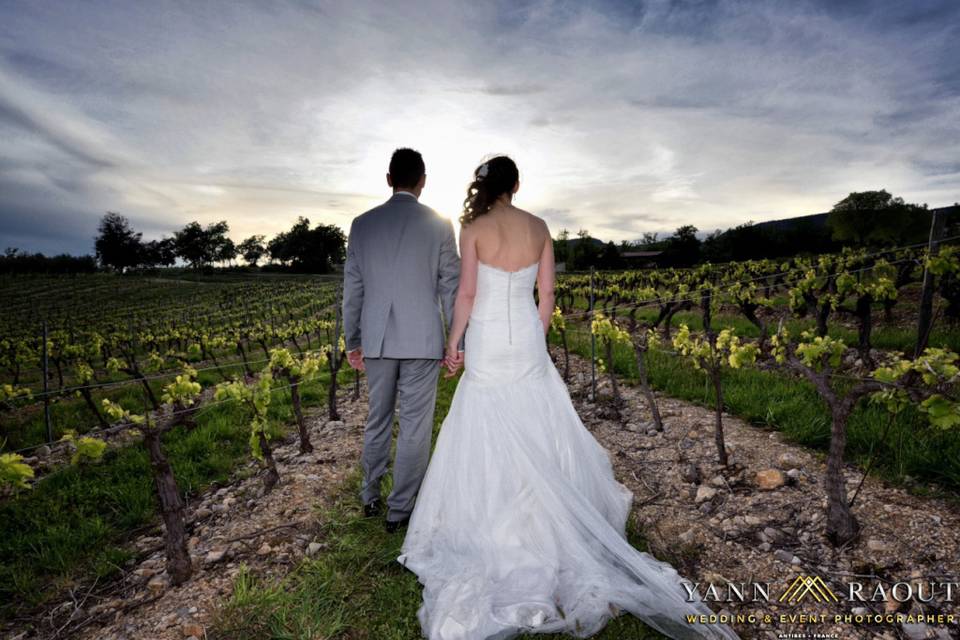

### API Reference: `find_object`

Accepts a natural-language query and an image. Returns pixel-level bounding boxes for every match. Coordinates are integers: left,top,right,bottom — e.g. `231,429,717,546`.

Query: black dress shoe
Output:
363,499,382,518
385,516,409,533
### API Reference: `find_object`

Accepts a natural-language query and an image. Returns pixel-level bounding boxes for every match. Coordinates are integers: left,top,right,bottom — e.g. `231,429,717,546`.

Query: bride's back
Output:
472,205,549,271
464,204,551,385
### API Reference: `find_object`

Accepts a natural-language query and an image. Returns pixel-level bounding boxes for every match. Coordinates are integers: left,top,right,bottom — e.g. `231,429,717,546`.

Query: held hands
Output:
346,347,365,371
442,344,464,378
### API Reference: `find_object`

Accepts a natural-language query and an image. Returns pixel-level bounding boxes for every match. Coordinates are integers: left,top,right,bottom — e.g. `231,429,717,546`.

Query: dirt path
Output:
16,348,960,640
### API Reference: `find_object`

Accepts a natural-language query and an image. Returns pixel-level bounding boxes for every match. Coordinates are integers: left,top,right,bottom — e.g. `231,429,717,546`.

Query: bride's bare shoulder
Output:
511,206,548,229
517,208,550,240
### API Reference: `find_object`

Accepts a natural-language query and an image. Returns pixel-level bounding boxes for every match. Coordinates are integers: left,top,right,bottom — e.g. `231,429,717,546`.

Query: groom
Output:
342,147,462,532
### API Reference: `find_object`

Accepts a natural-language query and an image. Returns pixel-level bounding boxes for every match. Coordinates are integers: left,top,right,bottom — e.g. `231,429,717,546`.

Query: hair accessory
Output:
477,162,489,178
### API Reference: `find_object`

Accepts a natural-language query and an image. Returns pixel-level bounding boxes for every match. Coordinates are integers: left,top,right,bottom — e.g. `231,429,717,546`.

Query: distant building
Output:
620,250,663,269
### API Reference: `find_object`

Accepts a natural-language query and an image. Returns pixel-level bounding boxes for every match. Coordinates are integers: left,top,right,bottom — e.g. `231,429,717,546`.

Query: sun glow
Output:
327,94,558,239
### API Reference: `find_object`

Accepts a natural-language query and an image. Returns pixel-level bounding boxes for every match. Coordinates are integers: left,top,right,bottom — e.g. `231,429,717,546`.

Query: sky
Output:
1,0,958,256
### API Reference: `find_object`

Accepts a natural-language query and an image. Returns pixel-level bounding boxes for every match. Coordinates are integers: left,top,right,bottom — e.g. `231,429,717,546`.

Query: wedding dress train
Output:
397,260,740,640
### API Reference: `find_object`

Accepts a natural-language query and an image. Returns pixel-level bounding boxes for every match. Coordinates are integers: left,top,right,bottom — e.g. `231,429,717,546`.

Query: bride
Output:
396,156,740,640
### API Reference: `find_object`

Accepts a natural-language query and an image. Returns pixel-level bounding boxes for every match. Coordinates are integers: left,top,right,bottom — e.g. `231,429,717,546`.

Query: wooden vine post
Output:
102,365,203,585
42,320,52,442
771,324,960,546
916,209,946,358
550,306,570,381
589,266,597,401
672,318,758,467
215,373,281,493
269,347,326,454
625,291,664,432
590,311,631,414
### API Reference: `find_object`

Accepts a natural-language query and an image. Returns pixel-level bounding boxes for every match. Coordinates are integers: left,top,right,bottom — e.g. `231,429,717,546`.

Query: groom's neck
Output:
393,187,421,199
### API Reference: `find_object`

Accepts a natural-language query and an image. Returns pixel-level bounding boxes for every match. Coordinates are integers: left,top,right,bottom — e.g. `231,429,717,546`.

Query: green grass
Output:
0,368,352,618
1,354,276,452
211,373,667,640
557,325,960,495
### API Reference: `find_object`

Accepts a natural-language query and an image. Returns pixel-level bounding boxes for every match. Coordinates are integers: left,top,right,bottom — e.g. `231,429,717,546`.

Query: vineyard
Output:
0,274,346,451
0,272,362,629
2,236,960,638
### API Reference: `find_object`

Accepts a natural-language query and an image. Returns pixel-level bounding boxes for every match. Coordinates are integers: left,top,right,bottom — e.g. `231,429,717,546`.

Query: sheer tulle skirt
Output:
397,357,741,640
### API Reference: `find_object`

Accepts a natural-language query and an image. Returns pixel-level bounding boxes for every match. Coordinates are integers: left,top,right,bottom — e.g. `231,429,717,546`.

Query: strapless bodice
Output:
469,261,539,326
463,261,548,386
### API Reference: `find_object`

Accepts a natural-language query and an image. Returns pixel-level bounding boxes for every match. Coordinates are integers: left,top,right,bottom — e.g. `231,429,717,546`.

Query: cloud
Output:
0,0,957,254
479,83,547,96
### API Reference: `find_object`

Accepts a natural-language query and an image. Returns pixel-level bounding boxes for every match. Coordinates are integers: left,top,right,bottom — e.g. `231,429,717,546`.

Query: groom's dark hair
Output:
389,148,425,189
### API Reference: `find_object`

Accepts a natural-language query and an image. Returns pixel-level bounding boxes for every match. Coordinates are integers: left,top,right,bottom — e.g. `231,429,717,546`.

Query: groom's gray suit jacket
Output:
342,192,460,358
342,192,460,519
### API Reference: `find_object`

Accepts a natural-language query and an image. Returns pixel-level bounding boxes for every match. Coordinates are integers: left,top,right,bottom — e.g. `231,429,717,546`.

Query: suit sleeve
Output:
342,219,363,352
437,218,463,350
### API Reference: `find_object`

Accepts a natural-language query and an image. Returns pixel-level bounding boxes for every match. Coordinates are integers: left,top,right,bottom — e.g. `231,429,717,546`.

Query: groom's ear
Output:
418,174,426,190
386,172,394,188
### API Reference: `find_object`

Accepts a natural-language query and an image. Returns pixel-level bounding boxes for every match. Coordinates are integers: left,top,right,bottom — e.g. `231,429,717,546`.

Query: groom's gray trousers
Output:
360,357,439,521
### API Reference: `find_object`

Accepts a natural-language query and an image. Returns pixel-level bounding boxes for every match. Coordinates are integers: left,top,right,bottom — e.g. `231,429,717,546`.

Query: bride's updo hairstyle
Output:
460,155,519,226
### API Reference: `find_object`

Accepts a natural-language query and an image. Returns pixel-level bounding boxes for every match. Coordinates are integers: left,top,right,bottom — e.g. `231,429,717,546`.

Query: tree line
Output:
554,190,952,270
91,212,346,274
3,189,952,275
0,249,98,275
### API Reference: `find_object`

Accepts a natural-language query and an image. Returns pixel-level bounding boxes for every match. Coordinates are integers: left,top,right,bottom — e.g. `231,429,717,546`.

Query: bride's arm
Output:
536,228,556,335
446,224,478,355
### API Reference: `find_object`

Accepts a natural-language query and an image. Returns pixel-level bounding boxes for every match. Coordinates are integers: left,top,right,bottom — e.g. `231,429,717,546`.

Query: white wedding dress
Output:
397,260,740,640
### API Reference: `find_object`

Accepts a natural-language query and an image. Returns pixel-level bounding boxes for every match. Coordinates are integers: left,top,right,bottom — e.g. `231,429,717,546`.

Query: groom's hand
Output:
346,347,365,371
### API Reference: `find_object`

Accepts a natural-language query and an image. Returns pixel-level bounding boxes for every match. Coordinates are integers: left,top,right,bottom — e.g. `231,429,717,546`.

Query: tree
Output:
173,220,230,269
267,232,288,265
238,235,267,266
553,228,570,265
569,229,600,270
597,241,624,270
216,237,236,266
95,212,143,272
173,222,208,268
307,223,347,272
827,190,928,247
1,249,97,274
206,221,232,266
266,217,346,273
663,224,701,267
140,237,177,268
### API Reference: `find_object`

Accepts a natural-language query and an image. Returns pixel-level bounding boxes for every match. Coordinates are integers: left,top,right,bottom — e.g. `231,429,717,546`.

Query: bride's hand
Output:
443,344,464,378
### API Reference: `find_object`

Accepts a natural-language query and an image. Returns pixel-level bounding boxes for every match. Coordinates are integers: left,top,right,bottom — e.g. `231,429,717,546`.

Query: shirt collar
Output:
393,190,418,200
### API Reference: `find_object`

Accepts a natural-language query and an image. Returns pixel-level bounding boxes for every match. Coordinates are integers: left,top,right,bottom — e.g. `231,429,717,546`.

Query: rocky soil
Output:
6,347,960,640
563,348,960,640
